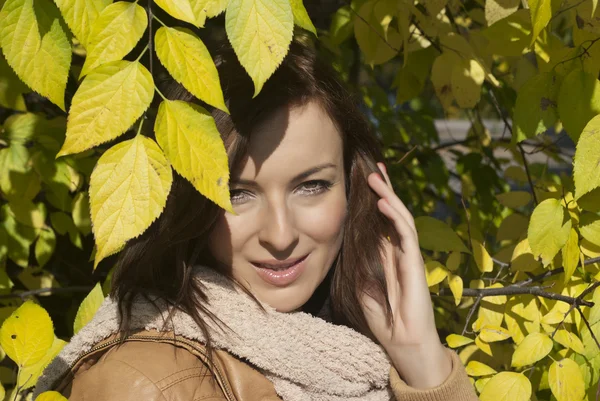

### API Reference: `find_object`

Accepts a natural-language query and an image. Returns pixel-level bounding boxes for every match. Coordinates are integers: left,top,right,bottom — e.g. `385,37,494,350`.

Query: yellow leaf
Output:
446,333,474,348
466,360,497,376
0,301,54,368
225,0,293,97
154,0,204,27
0,0,71,110
446,251,461,271
504,295,541,344
497,213,528,242
448,272,463,306
475,283,506,330
353,0,401,66
574,115,600,199
415,216,469,253
0,51,28,111
528,198,572,266
290,0,316,35
73,283,105,334
80,2,148,78
154,26,228,113
479,325,511,342
425,260,448,287
431,52,459,110
549,358,586,401
561,228,579,284
154,100,233,213
89,136,173,267
472,239,493,273
485,0,519,26
475,334,493,356
558,69,600,143
479,372,532,401
511,238,542,273
529,0,552,45
35,391,68,401
475,376,492,393
451,58,485,108
511,332,552,367
496,191,532,209
541,310,566,325
18,336,66,389
553,329,585,355
57,61,154,156
191,0,228,18
53,0,112,48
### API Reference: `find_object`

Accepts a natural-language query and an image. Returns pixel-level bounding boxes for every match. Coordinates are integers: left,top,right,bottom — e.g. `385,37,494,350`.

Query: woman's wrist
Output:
386,341,453,389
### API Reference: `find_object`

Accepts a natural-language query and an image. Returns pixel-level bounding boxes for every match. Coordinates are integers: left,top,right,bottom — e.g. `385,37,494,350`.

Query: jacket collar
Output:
36,266,392,401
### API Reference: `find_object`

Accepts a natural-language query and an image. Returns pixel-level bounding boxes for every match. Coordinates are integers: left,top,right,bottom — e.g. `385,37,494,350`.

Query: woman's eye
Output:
296,180,333,196
230,189,251,204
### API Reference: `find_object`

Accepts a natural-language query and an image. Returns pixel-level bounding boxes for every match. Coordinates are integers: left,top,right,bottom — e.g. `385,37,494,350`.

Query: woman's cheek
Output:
300,194,347,241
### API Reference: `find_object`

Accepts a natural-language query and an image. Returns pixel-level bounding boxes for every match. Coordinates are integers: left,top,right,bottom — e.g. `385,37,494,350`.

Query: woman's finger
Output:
376,163,417,232
369,172,417,233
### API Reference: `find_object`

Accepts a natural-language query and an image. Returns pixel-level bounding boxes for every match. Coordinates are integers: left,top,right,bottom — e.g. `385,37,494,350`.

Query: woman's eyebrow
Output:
232,163,337,185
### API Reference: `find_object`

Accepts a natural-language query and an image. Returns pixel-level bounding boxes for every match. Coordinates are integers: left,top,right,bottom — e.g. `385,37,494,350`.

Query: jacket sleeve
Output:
65,341,228,401
389,347,480,401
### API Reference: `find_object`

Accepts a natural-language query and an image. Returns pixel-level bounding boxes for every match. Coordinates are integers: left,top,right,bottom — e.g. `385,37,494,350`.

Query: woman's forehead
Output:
234,101,344,181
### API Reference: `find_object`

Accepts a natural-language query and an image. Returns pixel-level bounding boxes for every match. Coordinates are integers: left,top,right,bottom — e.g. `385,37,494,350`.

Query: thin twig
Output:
0,286,92,300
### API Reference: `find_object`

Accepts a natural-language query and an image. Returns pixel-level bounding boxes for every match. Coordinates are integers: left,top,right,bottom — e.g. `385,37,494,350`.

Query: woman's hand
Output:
360,162,452,389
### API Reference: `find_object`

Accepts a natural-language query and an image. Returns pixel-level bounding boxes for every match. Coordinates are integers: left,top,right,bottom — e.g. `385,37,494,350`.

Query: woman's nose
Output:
257,200,299,252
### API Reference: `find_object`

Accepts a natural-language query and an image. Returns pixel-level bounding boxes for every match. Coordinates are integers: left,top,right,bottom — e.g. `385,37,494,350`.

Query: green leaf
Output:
574,114,600,199
529,0,552,45
485,0,519,26
496,191,532,209
72,192,92,235
155,0,205,27
53,0,112,48
2,204,37,267
561,228,579,284
511,332,553,367
35,228,56,267
80,1,148,78
513,72,559,143
57,61,154,156
225,0,293,96
557,69,600,143
353,0,400,66
89,136,173,267
0,0,71,110
0,301,54,368
549,358,586,401
0,52,28,111
528,198,572,266
451,58,485,108
479,372,531,401
154,26,228,113
579,212,600,246
154,100,233,213
73,283,105,334
415,217,469,253
290,0,316,35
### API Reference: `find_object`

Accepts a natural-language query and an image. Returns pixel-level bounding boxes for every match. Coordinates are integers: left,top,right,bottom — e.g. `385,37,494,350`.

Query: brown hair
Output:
111,35,394,360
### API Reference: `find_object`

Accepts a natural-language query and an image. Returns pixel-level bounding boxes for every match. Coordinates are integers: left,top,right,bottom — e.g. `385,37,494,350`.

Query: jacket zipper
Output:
57,334,237,401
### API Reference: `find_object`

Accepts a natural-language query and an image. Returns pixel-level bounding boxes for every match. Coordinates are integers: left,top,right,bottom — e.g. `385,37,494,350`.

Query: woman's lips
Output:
251,254,309,287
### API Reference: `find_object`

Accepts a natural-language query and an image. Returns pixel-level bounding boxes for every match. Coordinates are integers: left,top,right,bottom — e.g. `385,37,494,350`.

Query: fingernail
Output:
378,162,387,174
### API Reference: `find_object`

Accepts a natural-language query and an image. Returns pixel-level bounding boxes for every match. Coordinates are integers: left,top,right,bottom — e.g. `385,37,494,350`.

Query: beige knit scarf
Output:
35,266,393,401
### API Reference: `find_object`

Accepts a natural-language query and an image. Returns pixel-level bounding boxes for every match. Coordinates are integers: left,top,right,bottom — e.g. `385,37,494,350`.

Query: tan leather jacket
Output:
51,329,479,401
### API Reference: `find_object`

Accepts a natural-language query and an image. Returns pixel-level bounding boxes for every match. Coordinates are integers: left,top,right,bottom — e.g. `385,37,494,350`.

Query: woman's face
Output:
208,100,347,312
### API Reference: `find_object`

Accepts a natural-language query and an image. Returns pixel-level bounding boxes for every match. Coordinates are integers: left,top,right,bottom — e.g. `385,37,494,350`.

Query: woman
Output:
34,37,479,401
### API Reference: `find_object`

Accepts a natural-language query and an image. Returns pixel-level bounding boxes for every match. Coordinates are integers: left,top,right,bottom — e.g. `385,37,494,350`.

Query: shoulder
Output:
66,333,227,401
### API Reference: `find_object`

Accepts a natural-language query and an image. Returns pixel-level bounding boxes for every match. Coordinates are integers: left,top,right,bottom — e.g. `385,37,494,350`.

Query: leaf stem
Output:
154,85,167,101
136,119,144,137
153,14,167,28
136,45,149,62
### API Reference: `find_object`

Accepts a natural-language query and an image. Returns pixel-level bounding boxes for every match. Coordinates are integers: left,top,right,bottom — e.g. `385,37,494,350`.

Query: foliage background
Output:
0,0,600,400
